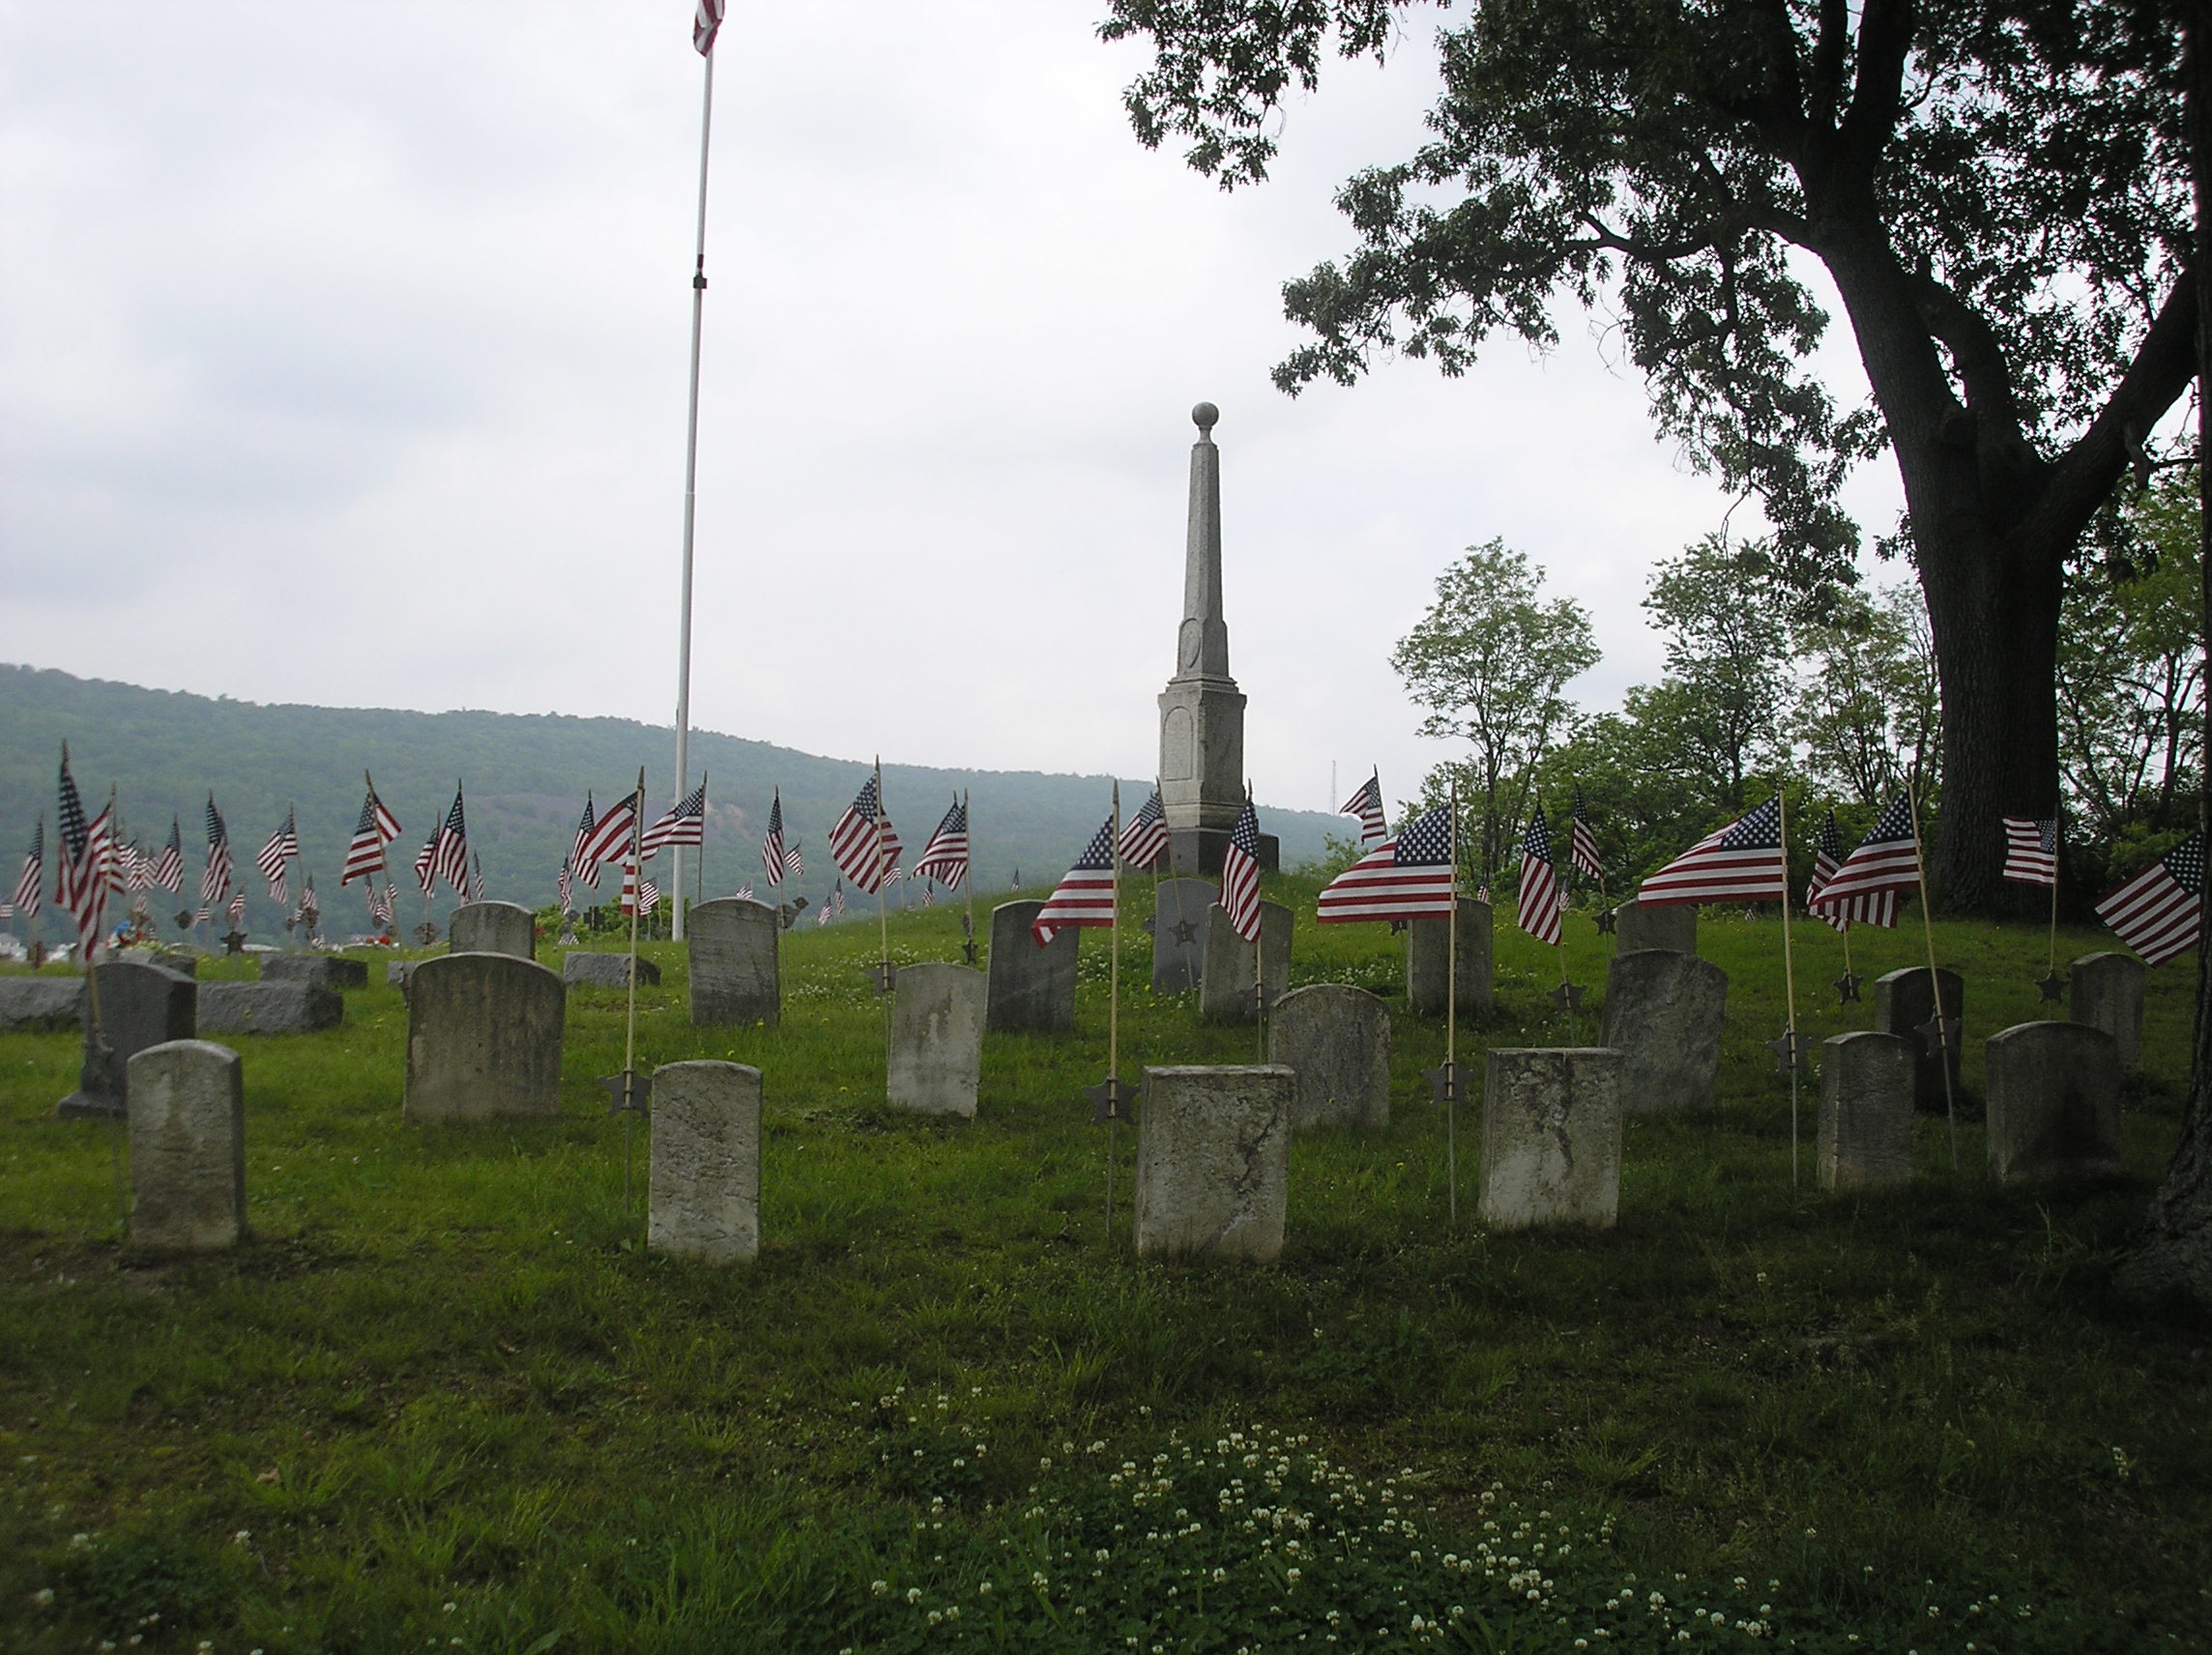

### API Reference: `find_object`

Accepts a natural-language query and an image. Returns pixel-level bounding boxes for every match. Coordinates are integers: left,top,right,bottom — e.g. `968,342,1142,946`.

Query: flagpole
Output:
874,758,893,1041
1446,774,1461,1227
620,768,647,1212
1776,782,1804,1195
669,41,717,945
1109,782,1121,1244
2047,824,2061,979
962,789,975,966
1906,780,1959,1170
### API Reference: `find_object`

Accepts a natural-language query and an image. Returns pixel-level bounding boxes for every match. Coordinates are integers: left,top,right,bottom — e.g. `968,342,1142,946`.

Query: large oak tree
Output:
1104,0,2197,910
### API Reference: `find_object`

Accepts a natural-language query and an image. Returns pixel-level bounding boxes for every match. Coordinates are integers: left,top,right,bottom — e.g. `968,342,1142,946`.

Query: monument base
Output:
1168,829,1280,877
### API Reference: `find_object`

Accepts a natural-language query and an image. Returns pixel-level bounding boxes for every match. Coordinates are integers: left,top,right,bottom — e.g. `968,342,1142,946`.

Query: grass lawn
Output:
2,879,2207,1654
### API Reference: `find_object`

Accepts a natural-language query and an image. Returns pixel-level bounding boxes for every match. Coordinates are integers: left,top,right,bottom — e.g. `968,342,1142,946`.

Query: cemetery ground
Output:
1,886,2207,1655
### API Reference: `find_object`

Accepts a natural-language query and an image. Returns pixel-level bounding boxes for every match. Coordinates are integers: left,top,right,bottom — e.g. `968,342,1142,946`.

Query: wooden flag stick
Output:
1906,780,1960,1169
1446,774,1461,1226
874,758,893,1042
1108,783,1122,1244
2047,827,2061,977
962,789,975,964
1776,783,1804,1195
623,765,646,1214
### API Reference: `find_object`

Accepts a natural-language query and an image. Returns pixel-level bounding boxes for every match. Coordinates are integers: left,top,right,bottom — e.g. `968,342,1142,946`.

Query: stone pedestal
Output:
888,963,987,1118
2070,952,2146,1073
566,952,662,990
1165,828,1281,877
127,1040,247,1250
403,953,565,1121
60,962,196,1119
1818,1031,1916,1191
1150,878,1213,993
1615,900,1697,955
1268,984,1390,1130
261,954,367,991
1477,1048,1622,1230
648,1060,761,1265
1985,1022,2123,1183
197,980,344,1035
1599,949,1727,1115
985,901,1076,1033
0,976,83,1032
687,898,779,1026
1200,900,1291,1023
449,901,537,961
1405,898,1494,1015
1874,967,1965,1112
1133,1065,1292,1262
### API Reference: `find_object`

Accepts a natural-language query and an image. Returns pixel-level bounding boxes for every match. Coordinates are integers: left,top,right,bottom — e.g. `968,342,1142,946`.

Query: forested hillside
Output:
0,666,1336,935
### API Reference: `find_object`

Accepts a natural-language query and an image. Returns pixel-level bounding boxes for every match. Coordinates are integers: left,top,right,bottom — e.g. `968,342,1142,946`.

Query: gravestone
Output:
59,962,196,1119
1150,878,1213,993
1985,1022,2122,1183
566,952,662,990
448,901,537,961
1599,949,1727,1115
127,1040,247,1251
260,954,367,991
686,897,779,1027
887,963,987,1118
197,980,344,1035
1477,1047,1623,1231
1817,1031,1916,1191
1614,900,1698,956
1200,900,1292,1023
1873,967,1965,1112
2070,952,2147,1073
648,1060,761,1265
985,901,1076,1033
151,948,200,977
1405,898,1495,1015
1133,1064,1292,1262
402,952,565,1121
0,976,83,1033
387,961,417,992
1267,984,1390,1130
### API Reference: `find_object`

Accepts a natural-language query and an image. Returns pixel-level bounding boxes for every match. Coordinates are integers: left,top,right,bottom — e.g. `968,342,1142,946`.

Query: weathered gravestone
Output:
1873,967,1965,1112
1477,1047,1623,1231
648,1060,761,1265
566,952,662,990
127,1040,247,1250
888,963,987,1118
59,962,196,1119
387,961,417,993
1817,1031,1916,1192
402,953,565,1121
1133,1064,1292,1262
448,901,537,961
1599,949,1727,1115
261,954,367,991
1405,897,1494,1015
1267,984,1390,1130
1614,899,1698,955
1985,1022,2122,1184
2070,952,2147,1073
0,976,83,1033
151,947,201,977
1200,900,1292,1024
686,898,779,1026
197,980,344,1035
1150,878,1213,993
985,901,1076,1034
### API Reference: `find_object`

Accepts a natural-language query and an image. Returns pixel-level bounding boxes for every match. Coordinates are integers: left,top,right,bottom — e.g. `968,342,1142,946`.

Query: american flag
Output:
694,0,725,54
202,796,234,908
787,841,804,881
257,810,299,887
413,835,437,898
470,852,485,902
152,817,184,892
829,775,901,894
1120,786,1170,872
1032,812,1117,946
569,796,602,890
1809,796,1919,913
829,882,845,921
368,878,394,927
642,777,708,857
1637,796,1787,907
426,785,472,898
2096,832,2203,967
573,789,640,886
1807,808,1897,931
1340,770,1387,847
1517,806,1562,945
125,842,153,892
194,905,212,926
911,798,970,890
227,890,246,928
557,860,573,915
622,855,659,916
87,798,118,900
816,884,837,926
2001,817,2059,887
11,817,42,918
54,753,107,950
734,883,755,901
1316,802,1456,923
267,864,289,908
921,882,937,907
1219,797,1264,944
342,779,401,885
762,791,787,887
1569,786,1604,883
298,878,319,922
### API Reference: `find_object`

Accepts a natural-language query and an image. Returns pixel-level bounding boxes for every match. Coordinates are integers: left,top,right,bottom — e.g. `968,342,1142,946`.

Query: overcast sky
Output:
0,1,1903,818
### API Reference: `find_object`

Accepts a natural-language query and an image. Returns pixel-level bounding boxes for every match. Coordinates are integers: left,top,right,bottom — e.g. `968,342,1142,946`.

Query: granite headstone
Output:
1267,984,1389,1130
985,901,1076,1033
1406,898,1494,1015
686,898,779,1026
1817,1030,1916,1191
403,952,565,1121
1599,949,1727,1115
1985,1021,2123,1183
1133,1064,1292,1262
1477,1047,1622,1231
127,1039,247,1251
887,963,987,1118
648,1060,761,1265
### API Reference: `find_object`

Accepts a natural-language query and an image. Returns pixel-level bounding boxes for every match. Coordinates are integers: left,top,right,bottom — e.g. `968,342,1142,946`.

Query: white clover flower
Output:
33,1589,55,1608
870,1581,888,1596
926,1611,942,1626
906,1587,922,1604
978,1581,992,1596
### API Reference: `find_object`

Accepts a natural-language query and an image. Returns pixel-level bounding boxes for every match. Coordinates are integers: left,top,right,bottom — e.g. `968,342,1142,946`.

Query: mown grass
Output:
1,881,2207,1653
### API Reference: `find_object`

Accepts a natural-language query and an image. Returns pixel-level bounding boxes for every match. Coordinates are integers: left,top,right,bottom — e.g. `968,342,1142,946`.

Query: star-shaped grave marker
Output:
2036,971,2067,1004
1551,980,1584,1014
1594,907,1619,935
1423,1062,1464,1108
1169,917,1201,947
1084,1075,1137,1124
866,961,897,997
221,930,248,956
1915,1012,1959,1060
1834,971,1862,1005
1765,1029,1812,1074
599,1069,652,1118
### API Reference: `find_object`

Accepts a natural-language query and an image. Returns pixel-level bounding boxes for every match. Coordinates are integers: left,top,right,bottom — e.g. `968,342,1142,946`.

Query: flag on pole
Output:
1220,797,1264,944
787,841,804,881
426,786,472,898
470,852,485,902
557,860,574,915
830,882,845,921
342,780,401,885
734,883,754,901
1033,813,1117,946
1807,807,1898,930
1316,803,1457,923
921,882,937,907
1568,786,1604,883
257,810,299,888
569,795,603,890
2095,832,2203,966
201,797,233,908
622,855,659,916
267,864,289,909
12,818,42,918
125,842,152,892
1808,796,1919,913
693,0,726,54
1517,806,1562,945
574,788,640,886
2001,817,2059,887
54,753,107,951
87,798,118,899
1120,787,1170,872
829,776,901,894
912,798,970,890
1637,797,1788,907
761,791,787,887
367,877,394,927
227,889,247,928
152,817,183,892
642,777,708,857
1340,770,1387,847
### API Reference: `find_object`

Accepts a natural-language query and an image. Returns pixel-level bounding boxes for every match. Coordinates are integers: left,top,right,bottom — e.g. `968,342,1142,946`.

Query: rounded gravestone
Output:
1818,1030,1916,1191
1478,1048,1622,1230
61,961,197,1118
648,1060,761,1265
1598,949,1728,1115
567,951,663,991
448,901,537,961
1405,898,1494,1015
1267,984,1389,1130
127,1039,247,1251
403,952,565,1121
687,898,779,1026
1134,1065,1292,1263
1614,900,1698,956
2069,952,2146,1073
986,901,1076,1033
1873,967,1964,1113
1201,900,1292,1024
1985,1022,2122,1184
887,963,987,1118
261,954,367,991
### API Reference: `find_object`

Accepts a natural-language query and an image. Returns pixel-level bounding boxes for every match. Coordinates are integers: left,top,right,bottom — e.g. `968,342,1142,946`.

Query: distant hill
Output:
0,665,1341,935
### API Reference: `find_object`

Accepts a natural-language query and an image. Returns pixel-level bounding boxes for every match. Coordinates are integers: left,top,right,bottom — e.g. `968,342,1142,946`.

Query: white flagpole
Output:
670,41,717,944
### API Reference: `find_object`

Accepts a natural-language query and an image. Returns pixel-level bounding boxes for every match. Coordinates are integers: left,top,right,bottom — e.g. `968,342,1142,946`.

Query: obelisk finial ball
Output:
1192,401,1219,433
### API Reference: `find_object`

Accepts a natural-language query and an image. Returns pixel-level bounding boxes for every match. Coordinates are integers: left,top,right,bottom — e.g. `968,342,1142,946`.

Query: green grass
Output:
2,883,2208,1654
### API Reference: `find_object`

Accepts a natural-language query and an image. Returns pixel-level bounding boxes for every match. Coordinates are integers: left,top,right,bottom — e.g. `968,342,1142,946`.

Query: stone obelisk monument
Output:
1158,403,1276,875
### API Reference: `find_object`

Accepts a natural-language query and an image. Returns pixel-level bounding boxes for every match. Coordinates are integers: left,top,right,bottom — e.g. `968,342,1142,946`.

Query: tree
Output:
1390,539,1599,882
1104,0,2197,911
1794,581,1938,809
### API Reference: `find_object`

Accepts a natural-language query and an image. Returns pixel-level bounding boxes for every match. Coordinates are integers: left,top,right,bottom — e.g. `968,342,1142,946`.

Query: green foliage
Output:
1792,584,1939,811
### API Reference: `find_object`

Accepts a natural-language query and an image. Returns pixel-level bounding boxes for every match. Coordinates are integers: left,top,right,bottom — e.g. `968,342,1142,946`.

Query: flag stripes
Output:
2096,833,2203,967
1219,798,1265,944
911,798,970,891
2001,817,2059,887
1809,796,1920,912
1033,813,1117,946
1517,806,1561,946
829,776,901,894
1315,803,1457,923
1638,797,1788,907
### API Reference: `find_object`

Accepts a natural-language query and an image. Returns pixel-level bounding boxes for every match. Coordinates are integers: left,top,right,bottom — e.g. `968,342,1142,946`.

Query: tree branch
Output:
1910,273,2023,432
1836,0,1913,167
